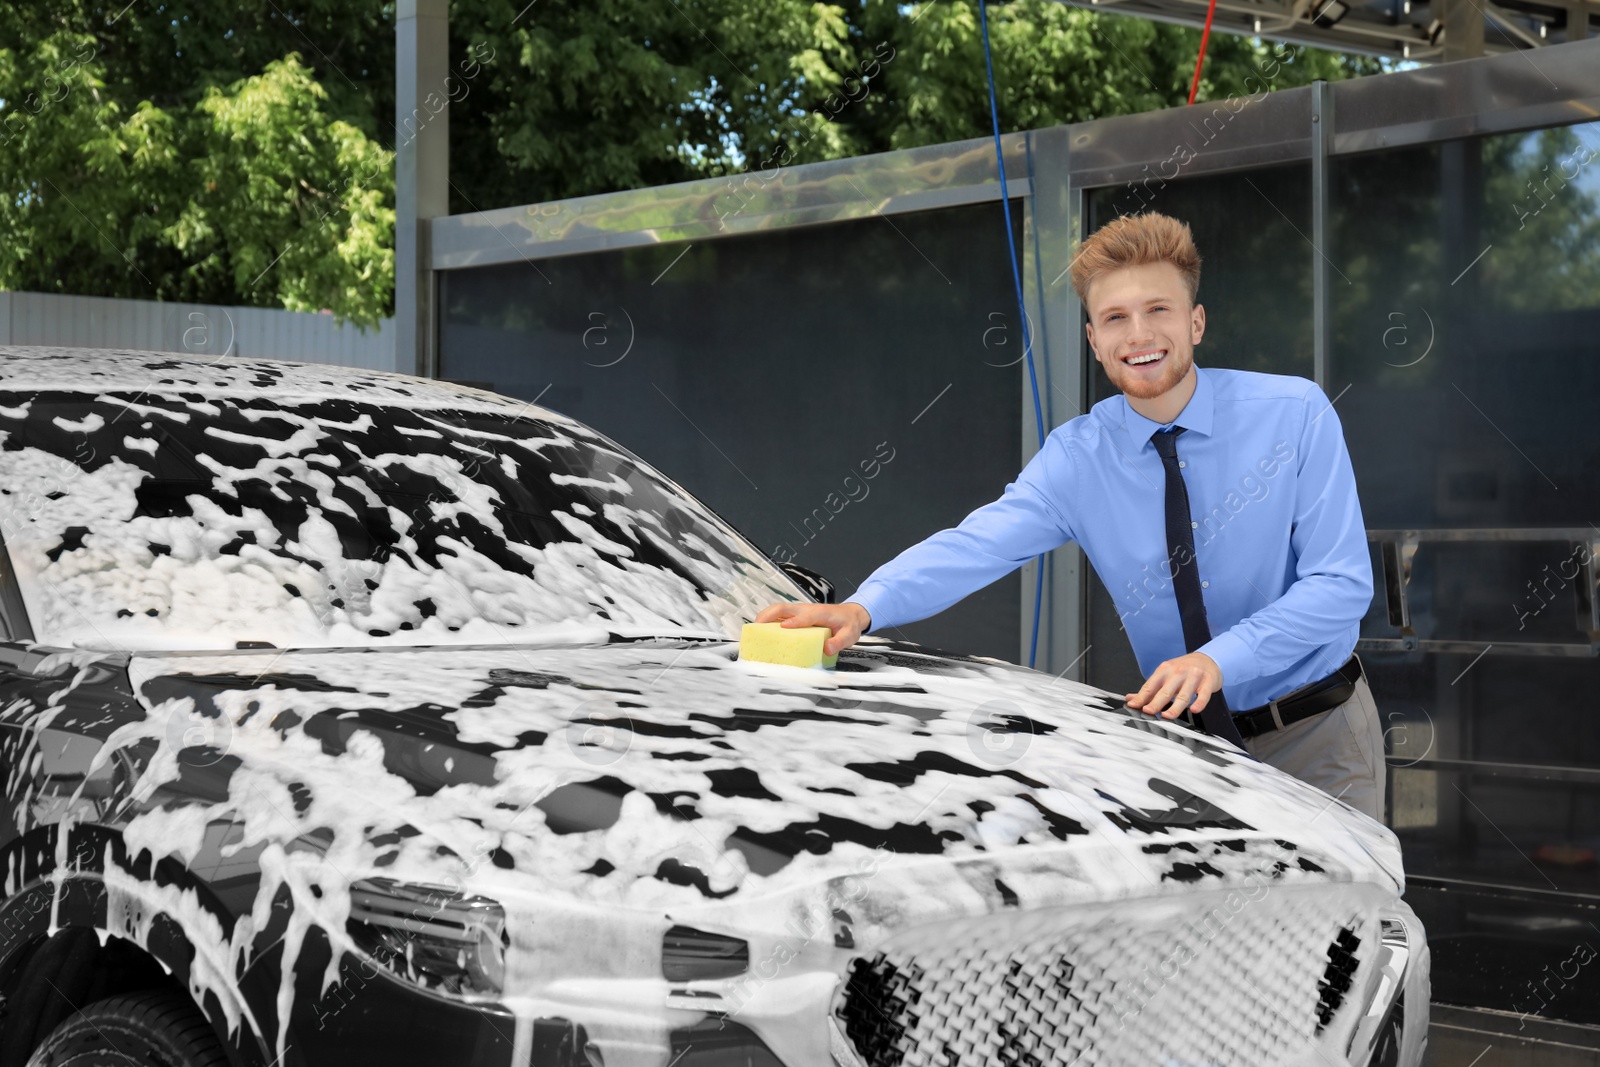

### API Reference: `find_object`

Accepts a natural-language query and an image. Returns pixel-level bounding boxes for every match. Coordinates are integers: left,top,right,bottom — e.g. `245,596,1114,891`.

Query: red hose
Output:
1186,0,1221,105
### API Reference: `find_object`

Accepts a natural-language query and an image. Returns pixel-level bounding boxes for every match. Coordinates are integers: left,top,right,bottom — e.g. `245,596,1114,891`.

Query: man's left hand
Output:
1126,652,1224,720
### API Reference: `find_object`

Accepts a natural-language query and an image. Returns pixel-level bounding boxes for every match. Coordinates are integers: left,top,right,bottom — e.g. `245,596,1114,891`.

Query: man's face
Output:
1084,261,1205,402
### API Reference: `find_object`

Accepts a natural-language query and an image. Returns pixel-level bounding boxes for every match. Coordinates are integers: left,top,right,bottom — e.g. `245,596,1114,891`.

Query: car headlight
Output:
1346,915,1413,1066
347,878,508,996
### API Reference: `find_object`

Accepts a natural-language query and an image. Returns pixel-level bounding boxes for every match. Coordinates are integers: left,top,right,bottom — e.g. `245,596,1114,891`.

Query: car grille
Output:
837,884,1375,1067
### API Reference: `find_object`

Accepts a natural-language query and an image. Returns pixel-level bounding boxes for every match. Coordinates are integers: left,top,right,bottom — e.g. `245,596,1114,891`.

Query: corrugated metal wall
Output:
0,291,395,371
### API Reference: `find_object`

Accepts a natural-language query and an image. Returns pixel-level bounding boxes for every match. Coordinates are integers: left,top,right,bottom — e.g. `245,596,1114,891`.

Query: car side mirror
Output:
778,562,835,604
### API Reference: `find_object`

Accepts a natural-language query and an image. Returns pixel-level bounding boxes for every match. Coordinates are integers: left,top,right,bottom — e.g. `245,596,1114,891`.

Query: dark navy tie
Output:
1151,427,1245,748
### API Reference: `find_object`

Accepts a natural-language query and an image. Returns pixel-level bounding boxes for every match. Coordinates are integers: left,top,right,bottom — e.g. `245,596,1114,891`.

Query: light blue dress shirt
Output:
848,367,1374,711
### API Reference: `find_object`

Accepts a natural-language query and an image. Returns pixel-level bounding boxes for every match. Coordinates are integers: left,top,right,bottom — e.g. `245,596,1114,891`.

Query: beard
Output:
1114,348,1193,400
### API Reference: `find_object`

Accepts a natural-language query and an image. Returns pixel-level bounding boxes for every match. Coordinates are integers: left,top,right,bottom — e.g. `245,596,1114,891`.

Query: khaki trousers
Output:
1239,672,1385,822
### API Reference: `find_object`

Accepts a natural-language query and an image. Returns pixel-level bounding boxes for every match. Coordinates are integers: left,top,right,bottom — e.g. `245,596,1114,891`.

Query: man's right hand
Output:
753,602,872,658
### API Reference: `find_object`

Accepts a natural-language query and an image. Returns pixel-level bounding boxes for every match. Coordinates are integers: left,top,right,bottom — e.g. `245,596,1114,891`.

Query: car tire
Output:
25,991,228,1067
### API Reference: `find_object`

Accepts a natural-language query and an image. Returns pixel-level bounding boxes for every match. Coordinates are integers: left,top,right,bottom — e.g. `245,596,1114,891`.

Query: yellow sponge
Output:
738,622,838,669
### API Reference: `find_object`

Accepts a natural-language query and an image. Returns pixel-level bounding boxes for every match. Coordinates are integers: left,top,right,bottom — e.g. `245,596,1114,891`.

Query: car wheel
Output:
25,991,228,1067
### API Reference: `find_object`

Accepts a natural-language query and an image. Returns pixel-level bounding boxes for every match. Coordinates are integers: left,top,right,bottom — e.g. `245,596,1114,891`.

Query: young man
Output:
755,211,1386,820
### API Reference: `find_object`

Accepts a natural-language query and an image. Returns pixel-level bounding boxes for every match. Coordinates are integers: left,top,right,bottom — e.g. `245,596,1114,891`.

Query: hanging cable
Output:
1187,0,1222,104
978,0,1048,670
976,0,1218,669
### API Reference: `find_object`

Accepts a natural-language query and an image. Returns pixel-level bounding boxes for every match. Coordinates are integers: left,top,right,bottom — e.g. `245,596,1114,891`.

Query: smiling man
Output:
756,211,1384,820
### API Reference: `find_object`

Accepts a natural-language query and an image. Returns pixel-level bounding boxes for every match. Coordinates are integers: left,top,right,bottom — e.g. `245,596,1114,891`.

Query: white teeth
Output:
1127,352,1164,365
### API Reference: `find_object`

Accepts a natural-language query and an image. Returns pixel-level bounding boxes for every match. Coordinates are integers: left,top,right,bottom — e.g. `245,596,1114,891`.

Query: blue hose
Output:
978,0,1049,670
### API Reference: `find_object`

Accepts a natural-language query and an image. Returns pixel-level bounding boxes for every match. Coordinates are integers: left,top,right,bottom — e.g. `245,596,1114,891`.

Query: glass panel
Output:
438,203,1024,661
1404,880,1600,1027
1082,163,1315,696
1331,120,1600,1021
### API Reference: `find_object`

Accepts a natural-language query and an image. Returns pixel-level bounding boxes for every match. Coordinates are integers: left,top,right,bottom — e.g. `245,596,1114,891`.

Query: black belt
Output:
1181,655,1362,740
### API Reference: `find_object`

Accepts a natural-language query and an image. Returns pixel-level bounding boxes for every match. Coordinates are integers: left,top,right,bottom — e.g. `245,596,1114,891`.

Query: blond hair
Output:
1069,212,1202,307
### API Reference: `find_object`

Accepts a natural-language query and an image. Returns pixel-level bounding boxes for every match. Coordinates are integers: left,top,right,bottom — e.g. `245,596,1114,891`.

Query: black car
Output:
0,348,1426,1067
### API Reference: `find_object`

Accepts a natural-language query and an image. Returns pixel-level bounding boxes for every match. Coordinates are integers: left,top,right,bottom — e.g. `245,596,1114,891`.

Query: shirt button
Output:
1178,461,1186,468
1191,521,1198,529
1201,580,1210,588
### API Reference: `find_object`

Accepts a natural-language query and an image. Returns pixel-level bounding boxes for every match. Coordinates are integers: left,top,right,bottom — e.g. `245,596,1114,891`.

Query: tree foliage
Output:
1330,124,1600,392
1484,125,1600,313
0,2,394,326
449,0,1381,206
1,0,1383,322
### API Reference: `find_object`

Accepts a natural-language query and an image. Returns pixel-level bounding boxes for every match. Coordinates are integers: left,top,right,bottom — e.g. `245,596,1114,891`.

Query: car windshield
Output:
0,389,801,651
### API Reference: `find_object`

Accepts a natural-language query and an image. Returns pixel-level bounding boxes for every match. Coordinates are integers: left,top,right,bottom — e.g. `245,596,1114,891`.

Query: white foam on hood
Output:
67,640,1405,1063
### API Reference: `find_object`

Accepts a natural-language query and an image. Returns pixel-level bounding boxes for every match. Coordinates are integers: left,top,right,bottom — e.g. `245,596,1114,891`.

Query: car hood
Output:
117,636,1400,910
95,636,1409,1060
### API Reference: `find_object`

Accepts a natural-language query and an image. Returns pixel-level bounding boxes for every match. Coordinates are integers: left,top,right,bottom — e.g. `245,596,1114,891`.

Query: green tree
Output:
0,3,395,326
855,1,1379,151
1328,123,1600,395
1483,125,1600,313
444,0,856,212
449,0,1383,206
1,0,1383,321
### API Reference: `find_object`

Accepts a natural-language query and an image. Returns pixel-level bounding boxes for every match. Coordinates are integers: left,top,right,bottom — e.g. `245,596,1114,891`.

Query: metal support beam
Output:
1577,540,1600,642
1443,0,1488,57
1040,0,1534,60
1021,126,1087,677
395,0,450,377
1378,537,1419,641
1310,80,1332,392
1569,2,1592,37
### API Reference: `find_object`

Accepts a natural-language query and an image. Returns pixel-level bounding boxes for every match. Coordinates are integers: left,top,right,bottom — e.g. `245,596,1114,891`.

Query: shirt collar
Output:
1122,365,1214,447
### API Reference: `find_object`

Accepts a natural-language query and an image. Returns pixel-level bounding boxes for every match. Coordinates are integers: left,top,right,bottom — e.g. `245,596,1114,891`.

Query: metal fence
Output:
0,290,395,372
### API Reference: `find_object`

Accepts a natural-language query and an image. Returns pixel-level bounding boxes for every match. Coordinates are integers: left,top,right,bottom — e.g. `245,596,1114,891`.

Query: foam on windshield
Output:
0,350,797,650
